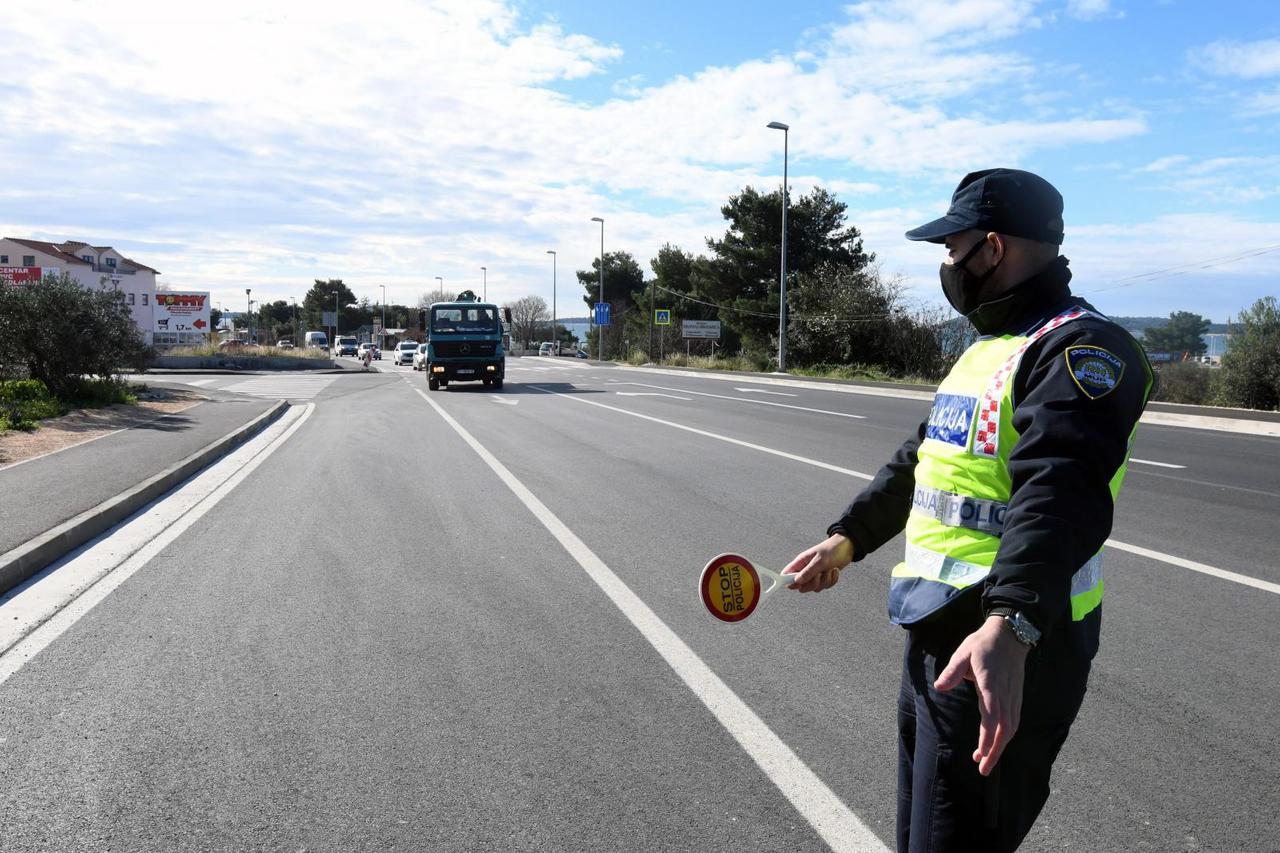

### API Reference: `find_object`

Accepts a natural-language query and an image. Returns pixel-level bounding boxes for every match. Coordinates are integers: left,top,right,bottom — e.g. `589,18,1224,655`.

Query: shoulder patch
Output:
1065,345,1125,400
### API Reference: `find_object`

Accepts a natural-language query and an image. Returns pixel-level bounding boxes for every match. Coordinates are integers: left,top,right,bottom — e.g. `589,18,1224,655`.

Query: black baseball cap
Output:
905,168,1065,245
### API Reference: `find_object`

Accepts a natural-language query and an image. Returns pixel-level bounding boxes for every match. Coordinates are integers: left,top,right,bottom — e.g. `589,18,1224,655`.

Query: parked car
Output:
575,347,589,359
357,342,381,360
412,343,429,371
276,339,295,349
333,335,359,357
394,340,419,366
538,342,556,356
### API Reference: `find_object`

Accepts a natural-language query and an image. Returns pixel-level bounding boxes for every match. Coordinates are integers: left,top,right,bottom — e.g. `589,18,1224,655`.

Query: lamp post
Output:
434,275,443,298
480,266,487,302
331,291,339,346
245,288,252,343
545,250,556,350
248,299,256,344
767,120,790,372
591,216,604,362
379,284,386,347
291,297,298,343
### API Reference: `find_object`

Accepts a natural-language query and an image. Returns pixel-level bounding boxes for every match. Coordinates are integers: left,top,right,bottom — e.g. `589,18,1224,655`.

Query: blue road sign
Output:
594,302,611,326
655,309,671,325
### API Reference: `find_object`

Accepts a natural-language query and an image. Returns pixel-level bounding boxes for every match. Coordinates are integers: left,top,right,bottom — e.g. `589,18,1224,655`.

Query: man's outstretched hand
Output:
934,615,1032,776
783,533,854,593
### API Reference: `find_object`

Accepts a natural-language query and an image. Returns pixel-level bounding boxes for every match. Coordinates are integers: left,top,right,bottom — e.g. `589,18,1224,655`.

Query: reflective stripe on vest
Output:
889,305,1148,626
911,485,1008,535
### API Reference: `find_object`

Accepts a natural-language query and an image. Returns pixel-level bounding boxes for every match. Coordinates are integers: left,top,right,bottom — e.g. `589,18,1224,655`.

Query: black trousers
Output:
896,617,1095,853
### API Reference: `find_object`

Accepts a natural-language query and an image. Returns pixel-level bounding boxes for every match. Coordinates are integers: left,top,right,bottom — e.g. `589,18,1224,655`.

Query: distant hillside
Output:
1112,316,1230,335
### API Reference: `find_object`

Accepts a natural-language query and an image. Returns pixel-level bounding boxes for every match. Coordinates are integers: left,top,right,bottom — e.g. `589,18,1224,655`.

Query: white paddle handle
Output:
757,565,800,594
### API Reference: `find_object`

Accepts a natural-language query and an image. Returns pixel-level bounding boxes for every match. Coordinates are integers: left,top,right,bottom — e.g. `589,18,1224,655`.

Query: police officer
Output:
785,169,1153,852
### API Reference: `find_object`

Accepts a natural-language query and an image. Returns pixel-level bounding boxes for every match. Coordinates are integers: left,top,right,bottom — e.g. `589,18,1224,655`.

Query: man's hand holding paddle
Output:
782,533,855,593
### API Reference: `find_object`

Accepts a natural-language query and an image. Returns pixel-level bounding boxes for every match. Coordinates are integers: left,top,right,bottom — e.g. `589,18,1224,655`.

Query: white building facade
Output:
0,237,160,345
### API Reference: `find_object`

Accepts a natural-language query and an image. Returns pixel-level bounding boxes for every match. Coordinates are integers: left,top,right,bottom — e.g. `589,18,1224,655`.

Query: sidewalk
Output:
0,393,286,595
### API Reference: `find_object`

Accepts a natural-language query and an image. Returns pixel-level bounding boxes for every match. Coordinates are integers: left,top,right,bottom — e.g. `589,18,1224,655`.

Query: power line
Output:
1081,243,1280,295
649,281,899,324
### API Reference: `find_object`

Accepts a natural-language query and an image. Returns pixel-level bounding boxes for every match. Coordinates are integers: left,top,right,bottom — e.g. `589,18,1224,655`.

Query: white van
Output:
304,331,329,350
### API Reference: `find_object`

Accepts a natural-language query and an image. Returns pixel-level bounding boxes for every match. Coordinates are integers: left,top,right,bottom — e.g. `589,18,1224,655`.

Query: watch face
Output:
1008,612,1041,645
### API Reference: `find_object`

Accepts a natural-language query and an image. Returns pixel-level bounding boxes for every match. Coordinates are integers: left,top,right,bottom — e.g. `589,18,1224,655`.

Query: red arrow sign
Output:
192,318,207,329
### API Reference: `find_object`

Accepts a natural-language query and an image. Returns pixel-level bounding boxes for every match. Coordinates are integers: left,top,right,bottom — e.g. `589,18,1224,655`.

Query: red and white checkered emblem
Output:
972,307,1093,458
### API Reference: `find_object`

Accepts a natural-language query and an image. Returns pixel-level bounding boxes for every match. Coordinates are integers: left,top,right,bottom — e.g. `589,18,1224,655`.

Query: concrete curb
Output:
0,400,289,597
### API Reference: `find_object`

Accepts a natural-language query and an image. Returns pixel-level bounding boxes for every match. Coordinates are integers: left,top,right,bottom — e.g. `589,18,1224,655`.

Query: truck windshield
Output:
433,306,499,334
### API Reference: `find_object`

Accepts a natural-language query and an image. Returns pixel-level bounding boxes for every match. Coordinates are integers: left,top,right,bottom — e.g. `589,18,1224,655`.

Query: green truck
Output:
424,291,510,391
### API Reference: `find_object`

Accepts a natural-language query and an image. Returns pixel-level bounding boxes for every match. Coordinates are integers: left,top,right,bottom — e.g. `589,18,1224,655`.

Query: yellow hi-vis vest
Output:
888,306,1152,625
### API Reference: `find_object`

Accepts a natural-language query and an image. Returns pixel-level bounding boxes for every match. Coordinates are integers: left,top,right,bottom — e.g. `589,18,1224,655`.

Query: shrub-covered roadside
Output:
0,377,136,432
0,271,148,432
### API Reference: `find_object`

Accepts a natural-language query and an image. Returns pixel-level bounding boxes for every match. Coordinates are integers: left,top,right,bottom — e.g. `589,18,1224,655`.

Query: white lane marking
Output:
0,404,314,682
621,382,867,420
530,385,873,481
186,378,217,387
1129,458,1187,469
615,391,692,400
414,387,888,853
1106,539,1280,596
491,396,518,405
534,387,1280,598
223,376,337,400
736,387,797,397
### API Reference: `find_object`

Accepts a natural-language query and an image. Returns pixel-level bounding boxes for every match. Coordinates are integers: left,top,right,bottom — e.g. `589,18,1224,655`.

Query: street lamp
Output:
546,250,556,350
591,216,604,362
331,291,339,344
379,284,386,347
480,266,487,302
767,120,790,372
434,275,443,297
245,288,252,343
291,297,298,342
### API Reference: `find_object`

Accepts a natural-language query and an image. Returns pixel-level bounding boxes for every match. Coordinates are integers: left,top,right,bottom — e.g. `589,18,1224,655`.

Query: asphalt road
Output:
1,356,1277,852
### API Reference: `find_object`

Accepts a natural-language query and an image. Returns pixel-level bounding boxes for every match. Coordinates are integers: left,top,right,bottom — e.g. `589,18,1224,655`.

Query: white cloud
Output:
1138,155,1190,173
0,0,1241,321
1065,0,1118,21
1191,38,1280,79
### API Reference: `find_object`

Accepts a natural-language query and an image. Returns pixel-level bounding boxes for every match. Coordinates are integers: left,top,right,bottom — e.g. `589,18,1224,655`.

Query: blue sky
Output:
2,0,1277,322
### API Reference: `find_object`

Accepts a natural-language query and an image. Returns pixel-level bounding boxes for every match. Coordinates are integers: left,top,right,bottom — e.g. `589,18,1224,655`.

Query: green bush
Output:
1151,362,1213,405
1213,297,1280,411
0,272,149,397
0,379,65,430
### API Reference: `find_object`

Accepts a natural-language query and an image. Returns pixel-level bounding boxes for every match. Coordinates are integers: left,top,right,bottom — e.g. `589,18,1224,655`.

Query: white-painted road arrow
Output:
491,396,518,405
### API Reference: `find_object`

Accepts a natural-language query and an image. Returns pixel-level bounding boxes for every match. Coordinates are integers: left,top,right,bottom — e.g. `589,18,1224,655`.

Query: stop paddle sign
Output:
699,553,798,622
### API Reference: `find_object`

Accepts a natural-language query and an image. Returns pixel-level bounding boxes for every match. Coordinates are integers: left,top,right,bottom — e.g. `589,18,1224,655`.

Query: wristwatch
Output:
988,607,1041,648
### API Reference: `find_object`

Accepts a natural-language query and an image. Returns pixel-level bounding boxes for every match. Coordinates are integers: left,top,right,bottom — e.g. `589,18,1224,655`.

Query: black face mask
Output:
939,238,1001,316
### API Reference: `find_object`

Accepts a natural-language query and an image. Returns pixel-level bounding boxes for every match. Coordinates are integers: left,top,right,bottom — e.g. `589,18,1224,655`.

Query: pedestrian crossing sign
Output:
655,309,671,325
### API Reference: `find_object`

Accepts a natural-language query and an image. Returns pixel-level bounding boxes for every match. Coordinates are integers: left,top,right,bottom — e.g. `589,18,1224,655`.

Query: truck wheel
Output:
428,375,439,390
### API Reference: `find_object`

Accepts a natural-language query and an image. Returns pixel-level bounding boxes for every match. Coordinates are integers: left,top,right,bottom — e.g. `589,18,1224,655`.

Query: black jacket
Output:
829,257,1152,649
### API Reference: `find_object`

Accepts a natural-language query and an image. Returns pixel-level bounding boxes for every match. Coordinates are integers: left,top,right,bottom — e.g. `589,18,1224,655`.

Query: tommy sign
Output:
154,291,211,334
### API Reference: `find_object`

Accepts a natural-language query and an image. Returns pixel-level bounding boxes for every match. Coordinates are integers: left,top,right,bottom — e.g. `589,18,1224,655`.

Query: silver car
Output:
394,340,419,366
412,343,429,371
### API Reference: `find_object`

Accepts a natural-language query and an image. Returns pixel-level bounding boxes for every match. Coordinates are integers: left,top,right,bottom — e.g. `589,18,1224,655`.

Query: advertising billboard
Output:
154,291,211,335
0,266,46,285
